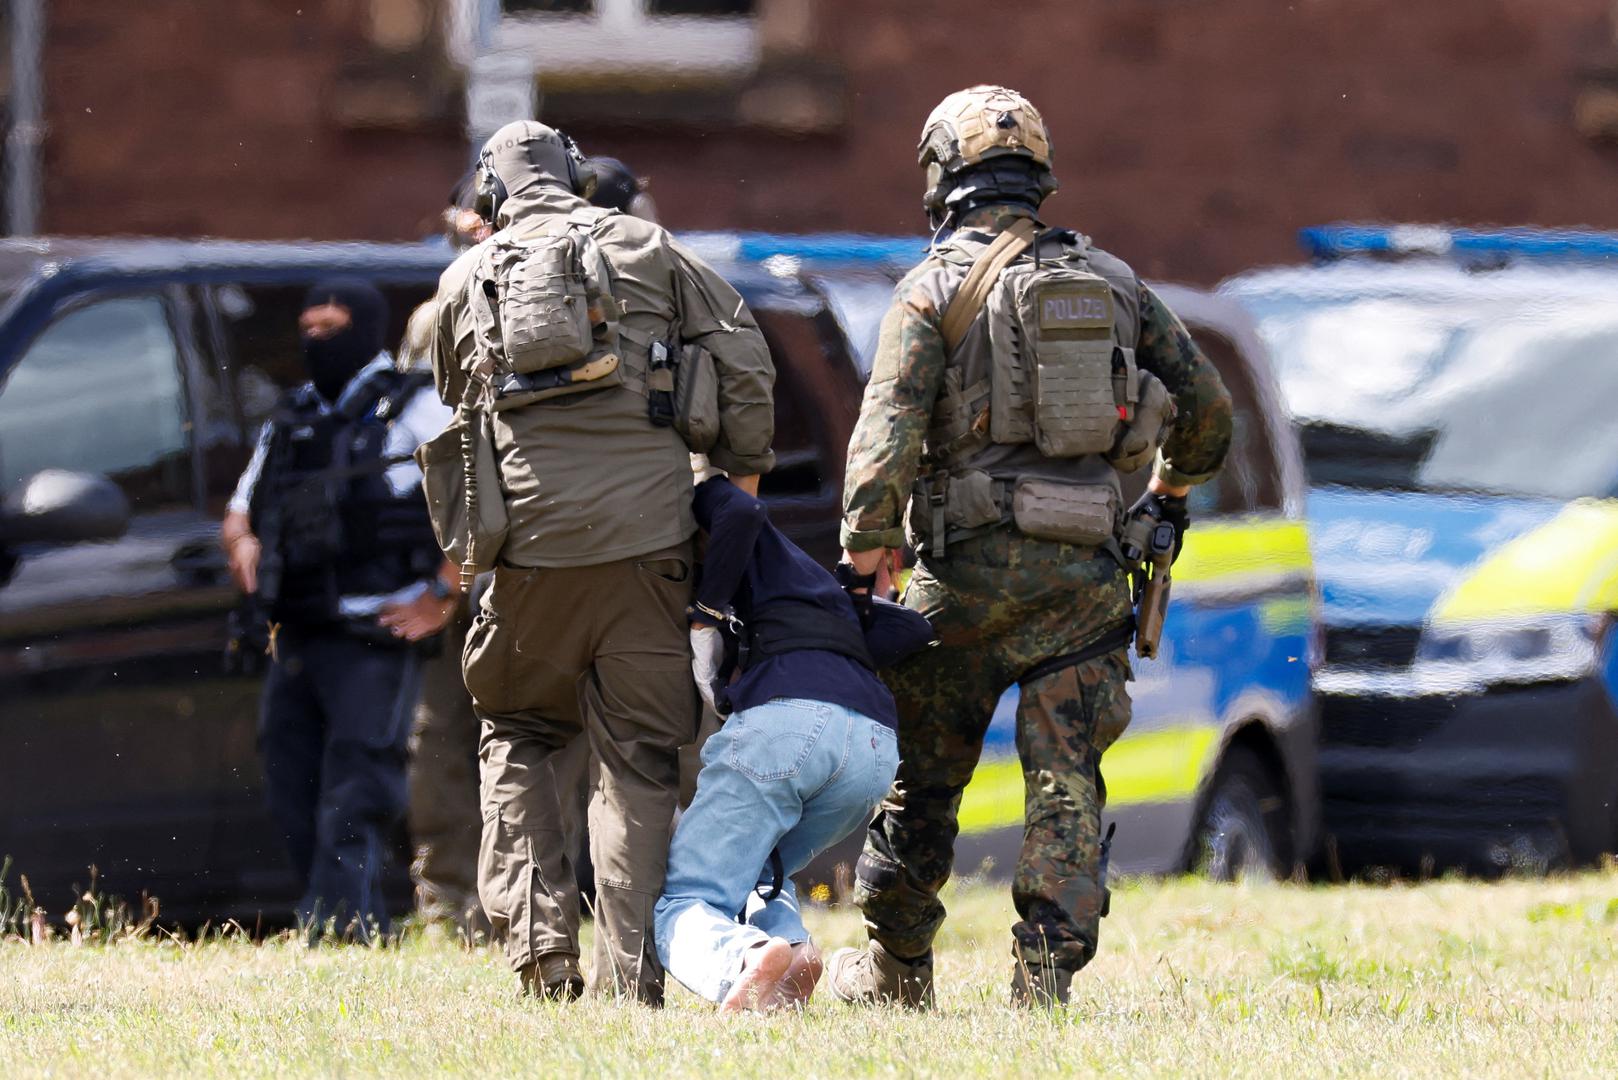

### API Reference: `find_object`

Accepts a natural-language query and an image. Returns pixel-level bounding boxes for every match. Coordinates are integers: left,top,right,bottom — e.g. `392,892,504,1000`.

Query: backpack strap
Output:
939,216,1037,353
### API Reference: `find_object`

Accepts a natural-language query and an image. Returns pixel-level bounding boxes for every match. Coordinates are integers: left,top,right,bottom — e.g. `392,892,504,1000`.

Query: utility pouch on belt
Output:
943,469,1004,530
1011,478,1118,547
415,397,509,578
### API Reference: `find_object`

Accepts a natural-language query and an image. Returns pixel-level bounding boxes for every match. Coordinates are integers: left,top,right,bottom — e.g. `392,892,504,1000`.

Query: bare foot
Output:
721,937,794,1014
772,941,824,1010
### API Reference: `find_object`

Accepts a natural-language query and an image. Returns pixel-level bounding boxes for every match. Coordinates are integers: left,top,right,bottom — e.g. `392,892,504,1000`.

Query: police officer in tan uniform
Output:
430,121,775,1003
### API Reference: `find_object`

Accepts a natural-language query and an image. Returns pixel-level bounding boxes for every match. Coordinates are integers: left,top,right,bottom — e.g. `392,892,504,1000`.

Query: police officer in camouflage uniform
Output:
431,121,775,1004
827,87,1233,1008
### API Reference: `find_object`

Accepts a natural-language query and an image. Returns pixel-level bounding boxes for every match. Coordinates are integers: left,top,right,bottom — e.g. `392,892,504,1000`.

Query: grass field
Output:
5,870,1618,1078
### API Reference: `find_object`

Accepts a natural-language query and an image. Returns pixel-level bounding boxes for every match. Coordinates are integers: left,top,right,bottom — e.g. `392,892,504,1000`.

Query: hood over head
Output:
479,121,595,226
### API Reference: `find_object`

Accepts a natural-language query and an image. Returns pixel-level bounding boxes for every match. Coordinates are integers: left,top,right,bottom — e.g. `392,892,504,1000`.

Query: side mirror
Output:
0,469,131,545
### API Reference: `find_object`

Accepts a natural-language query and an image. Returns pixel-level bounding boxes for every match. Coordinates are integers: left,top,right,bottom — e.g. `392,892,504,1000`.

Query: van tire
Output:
1191,745,1290,882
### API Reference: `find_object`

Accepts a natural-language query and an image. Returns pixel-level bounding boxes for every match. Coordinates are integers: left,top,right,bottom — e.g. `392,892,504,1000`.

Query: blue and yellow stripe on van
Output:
1430,499,1618,625
956,514,1313,837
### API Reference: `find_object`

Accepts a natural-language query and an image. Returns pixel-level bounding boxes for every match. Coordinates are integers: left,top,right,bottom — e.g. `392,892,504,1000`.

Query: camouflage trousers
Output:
855,530,1134,972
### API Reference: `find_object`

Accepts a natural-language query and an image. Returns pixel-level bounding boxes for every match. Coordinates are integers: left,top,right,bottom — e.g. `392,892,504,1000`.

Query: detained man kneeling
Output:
654,470,933,1012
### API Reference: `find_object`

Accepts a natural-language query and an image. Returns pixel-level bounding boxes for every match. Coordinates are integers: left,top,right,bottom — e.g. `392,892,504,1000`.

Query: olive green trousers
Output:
463,543,698,1004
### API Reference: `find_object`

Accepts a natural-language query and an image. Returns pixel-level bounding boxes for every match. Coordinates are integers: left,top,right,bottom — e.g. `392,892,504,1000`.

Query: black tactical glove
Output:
1127,490,1190,563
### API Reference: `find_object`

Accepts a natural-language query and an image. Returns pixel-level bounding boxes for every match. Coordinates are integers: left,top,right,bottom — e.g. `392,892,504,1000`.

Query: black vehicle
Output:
0,237,865,926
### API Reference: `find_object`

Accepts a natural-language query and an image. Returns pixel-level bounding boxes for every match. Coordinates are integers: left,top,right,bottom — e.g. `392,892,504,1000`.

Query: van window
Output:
0,295,192,510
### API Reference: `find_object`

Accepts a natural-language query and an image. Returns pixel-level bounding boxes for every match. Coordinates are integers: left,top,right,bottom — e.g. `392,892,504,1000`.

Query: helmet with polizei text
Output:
918,85,1057,226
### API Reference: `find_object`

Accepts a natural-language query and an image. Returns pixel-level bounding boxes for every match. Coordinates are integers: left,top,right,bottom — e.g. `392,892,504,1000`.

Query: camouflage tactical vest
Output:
911,225,1176,555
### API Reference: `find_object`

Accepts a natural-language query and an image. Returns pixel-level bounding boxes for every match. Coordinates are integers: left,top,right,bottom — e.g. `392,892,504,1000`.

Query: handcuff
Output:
834,562,879,625
833,562,878,592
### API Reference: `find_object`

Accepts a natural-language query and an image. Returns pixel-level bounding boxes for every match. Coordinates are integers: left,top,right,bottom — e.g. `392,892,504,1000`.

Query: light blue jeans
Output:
654,698,899,1003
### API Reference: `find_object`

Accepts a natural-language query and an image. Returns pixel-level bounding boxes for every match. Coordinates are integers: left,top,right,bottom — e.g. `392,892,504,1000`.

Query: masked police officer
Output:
222,281,459,938
430,121,775,1003
828,87,1234,1007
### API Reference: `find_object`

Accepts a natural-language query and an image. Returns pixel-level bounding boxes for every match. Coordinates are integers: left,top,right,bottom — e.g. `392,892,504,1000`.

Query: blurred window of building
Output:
0,294,192,511
467,0,761,80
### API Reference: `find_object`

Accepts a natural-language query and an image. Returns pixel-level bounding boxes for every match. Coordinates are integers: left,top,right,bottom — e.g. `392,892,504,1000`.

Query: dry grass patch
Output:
4,871,1618,1077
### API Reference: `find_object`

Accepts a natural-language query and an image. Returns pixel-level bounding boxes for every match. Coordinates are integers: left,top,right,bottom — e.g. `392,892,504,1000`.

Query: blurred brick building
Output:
12,0,1618,282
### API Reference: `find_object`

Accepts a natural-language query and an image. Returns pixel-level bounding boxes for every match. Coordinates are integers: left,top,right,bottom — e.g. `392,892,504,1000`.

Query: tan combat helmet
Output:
917,86,1057,225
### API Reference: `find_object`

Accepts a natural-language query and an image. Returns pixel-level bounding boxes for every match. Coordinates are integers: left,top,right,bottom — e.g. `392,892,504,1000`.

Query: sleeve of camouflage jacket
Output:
1136,284,1233,488
839,273,948,551
667,237,776,476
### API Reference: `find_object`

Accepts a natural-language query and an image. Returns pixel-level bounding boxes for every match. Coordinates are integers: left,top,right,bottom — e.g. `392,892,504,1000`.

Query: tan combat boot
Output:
825,941,934,1008
1010,962,1072,1008
519,952,584,1001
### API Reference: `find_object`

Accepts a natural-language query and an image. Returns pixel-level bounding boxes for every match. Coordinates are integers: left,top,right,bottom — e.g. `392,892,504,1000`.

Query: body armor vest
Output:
911,225,1175,555
250,369,443,626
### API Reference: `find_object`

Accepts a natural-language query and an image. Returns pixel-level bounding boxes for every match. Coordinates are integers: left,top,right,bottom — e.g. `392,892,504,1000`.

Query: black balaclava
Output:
301,280,388,402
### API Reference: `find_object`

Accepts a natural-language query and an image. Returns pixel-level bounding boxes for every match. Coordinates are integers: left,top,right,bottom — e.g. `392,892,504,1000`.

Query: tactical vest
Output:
911,223,1176,556
250,368,443,626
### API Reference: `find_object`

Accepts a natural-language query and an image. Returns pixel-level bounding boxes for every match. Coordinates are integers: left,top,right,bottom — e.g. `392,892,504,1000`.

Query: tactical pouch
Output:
507,236,593,373
673,342,720,453
1011,478,1118,546
470,233,592,375
944,469,1004,529
414,405,508,574
1105,368,1177,474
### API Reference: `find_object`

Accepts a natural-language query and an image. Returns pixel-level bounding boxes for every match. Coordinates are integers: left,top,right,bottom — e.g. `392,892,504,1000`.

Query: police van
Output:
690,234,1322,883
1223,225,1618,872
